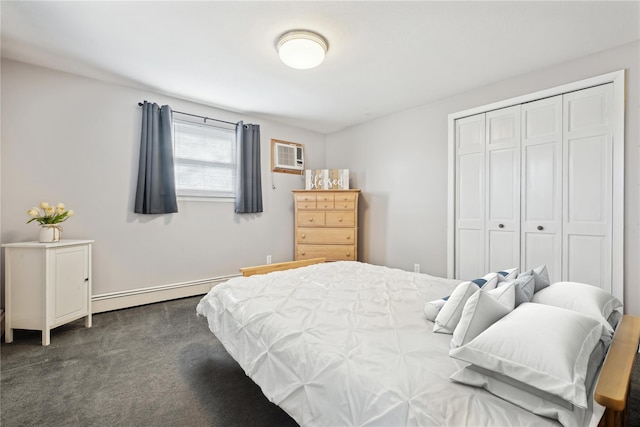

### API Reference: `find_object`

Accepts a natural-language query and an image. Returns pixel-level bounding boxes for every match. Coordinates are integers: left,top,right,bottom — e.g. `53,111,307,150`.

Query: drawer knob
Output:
301,234,306,239
304,204,308,208
537,225,544,231
498,224,504,228
308,218,314,222
338,217,343,222
346,235,351,240
346,252,351,257
324,204,328,208
301,251,306,256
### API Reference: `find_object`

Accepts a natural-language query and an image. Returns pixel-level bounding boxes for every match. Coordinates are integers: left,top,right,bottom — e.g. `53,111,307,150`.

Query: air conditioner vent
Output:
271,139,304,173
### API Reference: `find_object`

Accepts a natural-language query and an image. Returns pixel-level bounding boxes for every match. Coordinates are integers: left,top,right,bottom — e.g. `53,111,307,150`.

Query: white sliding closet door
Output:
455,114,485,279
485,106,521,273
520,96,563,283
563,84,613,292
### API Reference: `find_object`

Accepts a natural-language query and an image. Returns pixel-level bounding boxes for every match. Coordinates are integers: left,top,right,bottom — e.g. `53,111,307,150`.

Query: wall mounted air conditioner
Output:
271,139,304,173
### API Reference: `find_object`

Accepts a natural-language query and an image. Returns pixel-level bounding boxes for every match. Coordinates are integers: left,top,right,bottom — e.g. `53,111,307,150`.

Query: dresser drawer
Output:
297,244,356,261
334,200,355,210
296,200,317,210
298,212,325,227
316,198,335,210
325,211,355,227
334,193,357,202
297,228,356,244
316,193,335,203
296,194,317,203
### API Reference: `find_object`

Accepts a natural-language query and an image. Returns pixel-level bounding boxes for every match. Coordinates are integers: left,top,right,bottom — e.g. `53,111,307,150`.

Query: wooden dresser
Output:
293,189,360,261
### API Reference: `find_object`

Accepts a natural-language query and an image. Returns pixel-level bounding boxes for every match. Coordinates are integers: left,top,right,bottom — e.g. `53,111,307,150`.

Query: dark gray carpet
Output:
2,296,639,427
1,296,297,427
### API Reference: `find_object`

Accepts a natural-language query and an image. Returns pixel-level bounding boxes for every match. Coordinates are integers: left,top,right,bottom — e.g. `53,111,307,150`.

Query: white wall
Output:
1,59,324,299
326,41,640,315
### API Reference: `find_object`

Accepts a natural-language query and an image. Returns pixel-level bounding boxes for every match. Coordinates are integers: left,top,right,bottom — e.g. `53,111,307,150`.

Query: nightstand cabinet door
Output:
51,245,90,325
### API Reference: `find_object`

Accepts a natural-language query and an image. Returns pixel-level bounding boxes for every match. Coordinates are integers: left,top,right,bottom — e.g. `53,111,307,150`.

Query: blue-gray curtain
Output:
134,102,178,214
235,121,263,213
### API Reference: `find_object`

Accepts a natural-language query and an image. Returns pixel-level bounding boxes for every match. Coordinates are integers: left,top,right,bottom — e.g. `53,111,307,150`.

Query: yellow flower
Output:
27,201,74,225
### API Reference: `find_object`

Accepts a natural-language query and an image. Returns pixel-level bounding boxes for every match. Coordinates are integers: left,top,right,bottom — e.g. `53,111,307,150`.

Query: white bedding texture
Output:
197,261,615,427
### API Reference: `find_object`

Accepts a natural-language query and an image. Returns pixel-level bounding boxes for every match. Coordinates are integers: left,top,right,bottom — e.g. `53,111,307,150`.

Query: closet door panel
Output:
487,149,517,219
521,96,562,282
455,114,485,279
566,135,609,225
458,229,484,280
563,84,613,291
485,106,520,272
458,153,483,224
567,235,606,287
487,230,519,273
523,232,561,280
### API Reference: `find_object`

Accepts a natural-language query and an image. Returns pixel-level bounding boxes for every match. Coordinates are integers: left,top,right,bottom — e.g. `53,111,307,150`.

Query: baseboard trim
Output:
91,274,239,314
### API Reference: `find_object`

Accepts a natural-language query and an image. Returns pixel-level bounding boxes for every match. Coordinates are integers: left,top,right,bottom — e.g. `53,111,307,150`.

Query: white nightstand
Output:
3,239,93,346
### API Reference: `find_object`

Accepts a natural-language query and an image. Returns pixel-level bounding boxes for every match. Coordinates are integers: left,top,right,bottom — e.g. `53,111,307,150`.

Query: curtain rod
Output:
137,102,237,126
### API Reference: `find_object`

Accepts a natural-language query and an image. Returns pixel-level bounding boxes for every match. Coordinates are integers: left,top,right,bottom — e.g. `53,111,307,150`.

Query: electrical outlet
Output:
414,263,420,273
266,255,272,264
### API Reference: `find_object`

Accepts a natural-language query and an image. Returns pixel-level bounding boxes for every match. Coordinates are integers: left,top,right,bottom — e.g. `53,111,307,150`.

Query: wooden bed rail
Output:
596,315,640,427
239,257,326,277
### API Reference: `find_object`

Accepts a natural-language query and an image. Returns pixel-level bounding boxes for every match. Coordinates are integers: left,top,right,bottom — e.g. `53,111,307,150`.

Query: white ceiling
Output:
2,1,639,134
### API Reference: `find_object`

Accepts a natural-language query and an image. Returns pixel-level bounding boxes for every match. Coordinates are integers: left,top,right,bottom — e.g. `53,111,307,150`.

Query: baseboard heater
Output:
91,274,239,314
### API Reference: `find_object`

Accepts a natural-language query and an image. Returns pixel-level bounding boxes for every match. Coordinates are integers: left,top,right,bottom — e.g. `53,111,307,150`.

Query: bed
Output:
196,259,640,427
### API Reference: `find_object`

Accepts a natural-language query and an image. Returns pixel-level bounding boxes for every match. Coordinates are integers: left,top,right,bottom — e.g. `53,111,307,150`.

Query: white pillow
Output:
486,281,516,309
532,281,622,334
424,298,447,322
450,336,607,427
433,281,479,334
498,274,535,307
473,272,501,291
433,273,501,333
496,267,519,280
449,303,605,409
521,265,550,293
450,283,515,349
450,366,589,427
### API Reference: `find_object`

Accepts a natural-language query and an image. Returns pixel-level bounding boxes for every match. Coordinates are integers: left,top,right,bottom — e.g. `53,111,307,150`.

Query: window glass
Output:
173,119,236,198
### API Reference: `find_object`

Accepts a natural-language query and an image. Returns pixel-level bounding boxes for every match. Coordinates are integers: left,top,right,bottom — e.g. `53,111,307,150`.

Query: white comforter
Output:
197,261,597,427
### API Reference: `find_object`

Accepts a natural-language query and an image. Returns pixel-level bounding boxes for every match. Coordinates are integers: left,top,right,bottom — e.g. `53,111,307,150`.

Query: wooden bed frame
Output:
238,258,640,427
596,315,640,427
239,257,326,277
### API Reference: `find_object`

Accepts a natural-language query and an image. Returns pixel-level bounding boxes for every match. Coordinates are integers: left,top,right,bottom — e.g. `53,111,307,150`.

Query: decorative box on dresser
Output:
293,189,360,261
3,239,93,346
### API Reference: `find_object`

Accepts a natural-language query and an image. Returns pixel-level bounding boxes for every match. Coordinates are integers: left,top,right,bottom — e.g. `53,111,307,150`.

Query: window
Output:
173,119,236,199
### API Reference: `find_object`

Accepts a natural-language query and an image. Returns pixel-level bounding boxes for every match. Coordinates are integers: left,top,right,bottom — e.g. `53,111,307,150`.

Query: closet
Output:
450,72,624,304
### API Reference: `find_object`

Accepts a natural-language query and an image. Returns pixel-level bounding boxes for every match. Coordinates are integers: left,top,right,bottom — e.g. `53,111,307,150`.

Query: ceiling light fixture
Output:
277,30,328,70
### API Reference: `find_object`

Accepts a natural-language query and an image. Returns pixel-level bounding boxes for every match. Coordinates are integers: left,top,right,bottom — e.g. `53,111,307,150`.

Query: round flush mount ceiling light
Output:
277,30,328,70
